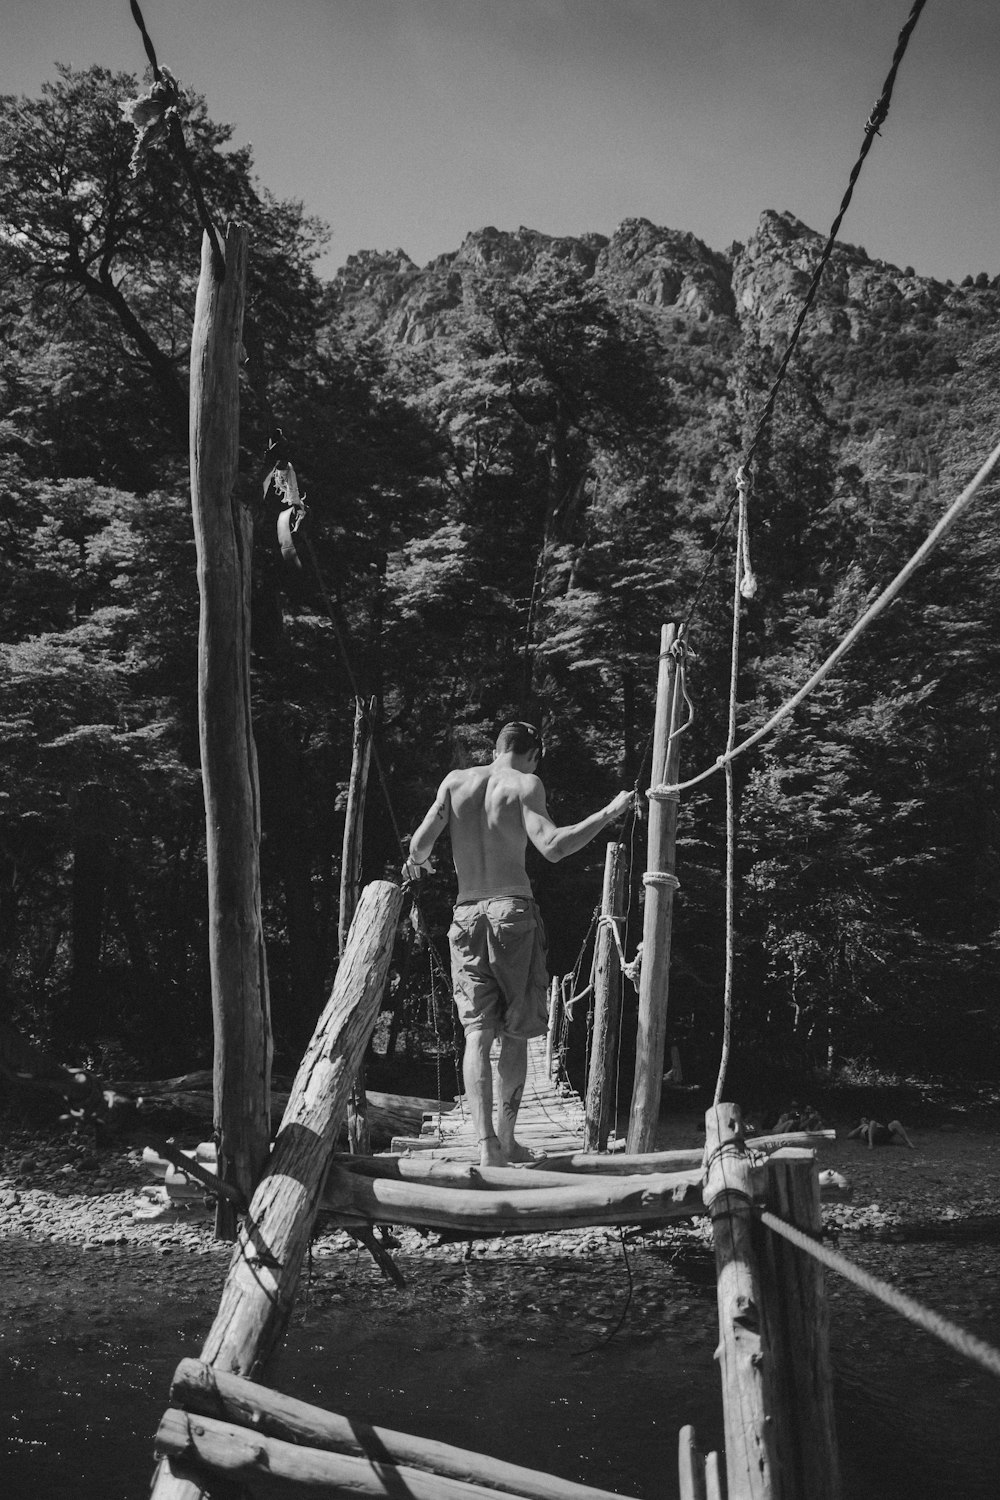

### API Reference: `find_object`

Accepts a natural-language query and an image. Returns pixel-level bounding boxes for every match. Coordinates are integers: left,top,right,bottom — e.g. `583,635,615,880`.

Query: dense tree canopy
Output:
1,66,997,1089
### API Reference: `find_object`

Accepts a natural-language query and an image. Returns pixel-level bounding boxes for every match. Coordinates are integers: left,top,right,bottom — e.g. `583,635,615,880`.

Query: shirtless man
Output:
403,722,632,1168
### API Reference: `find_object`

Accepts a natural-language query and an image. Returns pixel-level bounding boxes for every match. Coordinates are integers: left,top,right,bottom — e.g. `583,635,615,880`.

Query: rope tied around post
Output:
596,914,642,991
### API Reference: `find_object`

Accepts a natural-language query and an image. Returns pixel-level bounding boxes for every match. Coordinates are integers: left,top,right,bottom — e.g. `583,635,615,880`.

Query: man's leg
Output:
496,1033,532,1163
463,1028,505,1168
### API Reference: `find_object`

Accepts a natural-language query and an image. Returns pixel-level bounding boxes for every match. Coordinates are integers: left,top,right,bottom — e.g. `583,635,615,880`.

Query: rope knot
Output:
865,99,888,138
119,69,184,176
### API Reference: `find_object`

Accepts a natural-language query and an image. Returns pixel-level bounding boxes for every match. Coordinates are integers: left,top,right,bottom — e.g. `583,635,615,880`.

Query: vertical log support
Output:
341,697,375,1155
150,879,404,1500
703,1103,777,1500
758,1156,841,1500
189,223,272,1237
584,841,627,1151
679,1424,723,1500
545,976,561,1078
627,622,682,1153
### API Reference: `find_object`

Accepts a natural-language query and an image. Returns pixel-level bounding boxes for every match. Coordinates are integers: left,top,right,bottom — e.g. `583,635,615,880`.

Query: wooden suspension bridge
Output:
143,21,1000,1470
144,219,849,1500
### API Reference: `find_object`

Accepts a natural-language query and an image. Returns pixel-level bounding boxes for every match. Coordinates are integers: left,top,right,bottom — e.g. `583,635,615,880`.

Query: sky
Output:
2,0,998,284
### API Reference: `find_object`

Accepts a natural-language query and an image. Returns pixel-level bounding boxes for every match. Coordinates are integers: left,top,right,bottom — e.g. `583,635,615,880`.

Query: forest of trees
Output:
1,65,997,1090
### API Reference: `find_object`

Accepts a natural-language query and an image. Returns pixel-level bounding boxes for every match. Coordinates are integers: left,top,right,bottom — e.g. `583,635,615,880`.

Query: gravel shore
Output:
3,1110,999,1262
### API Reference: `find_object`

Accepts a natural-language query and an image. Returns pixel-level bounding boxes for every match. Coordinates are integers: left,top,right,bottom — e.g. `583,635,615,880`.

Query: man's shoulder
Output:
508,769,545,803
447,764,491,787
444,765,491,799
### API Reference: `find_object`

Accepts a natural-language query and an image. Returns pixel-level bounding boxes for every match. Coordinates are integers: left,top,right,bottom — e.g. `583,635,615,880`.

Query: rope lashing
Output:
643,871,680,890
760,1209,1000,1383
596,914,642,990
736,467,757,601
652,435,1000,801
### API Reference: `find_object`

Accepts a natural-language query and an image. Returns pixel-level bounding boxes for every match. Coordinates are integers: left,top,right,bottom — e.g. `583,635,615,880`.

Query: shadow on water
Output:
1,1236,999,1499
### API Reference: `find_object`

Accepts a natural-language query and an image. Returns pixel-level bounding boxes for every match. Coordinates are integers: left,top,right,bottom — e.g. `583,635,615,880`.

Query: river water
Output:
2,1223,999,1500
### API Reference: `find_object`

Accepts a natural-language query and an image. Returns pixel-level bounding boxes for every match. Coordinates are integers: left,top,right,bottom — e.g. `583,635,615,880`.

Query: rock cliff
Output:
328,209,998,350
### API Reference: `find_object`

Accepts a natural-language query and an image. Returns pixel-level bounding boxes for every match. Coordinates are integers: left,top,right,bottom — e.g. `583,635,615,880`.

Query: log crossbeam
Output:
160,1359,643,1500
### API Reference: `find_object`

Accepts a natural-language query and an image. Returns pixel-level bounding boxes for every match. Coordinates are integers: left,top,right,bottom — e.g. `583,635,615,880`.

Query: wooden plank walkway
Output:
391,1035,588,1159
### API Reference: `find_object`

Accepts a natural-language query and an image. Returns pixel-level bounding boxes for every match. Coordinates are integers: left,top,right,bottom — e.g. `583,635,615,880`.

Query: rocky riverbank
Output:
3,1106,1000,1261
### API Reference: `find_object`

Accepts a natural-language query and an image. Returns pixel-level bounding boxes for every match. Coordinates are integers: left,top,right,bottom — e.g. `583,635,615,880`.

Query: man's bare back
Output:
440,763,539,901
406,752,631,894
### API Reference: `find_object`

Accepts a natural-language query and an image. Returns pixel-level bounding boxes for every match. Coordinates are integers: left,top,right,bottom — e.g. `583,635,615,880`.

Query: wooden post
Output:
584,842,627,1151
703,1103,777,1500
758,1156,841,1500
150,879,403,1500
678,1425,723,1500
545,976,561,1078
189,222,272,1238
341,696,375,1155
627,623,682,1153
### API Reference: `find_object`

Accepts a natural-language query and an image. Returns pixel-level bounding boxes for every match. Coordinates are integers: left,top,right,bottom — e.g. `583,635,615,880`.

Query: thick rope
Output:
760,1209,1000,1382
652,436,1000,800
713,470,752,1105
682,0,927,633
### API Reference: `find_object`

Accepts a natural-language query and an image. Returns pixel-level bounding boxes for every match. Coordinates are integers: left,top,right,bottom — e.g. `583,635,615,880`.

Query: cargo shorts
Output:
448,896,549,1039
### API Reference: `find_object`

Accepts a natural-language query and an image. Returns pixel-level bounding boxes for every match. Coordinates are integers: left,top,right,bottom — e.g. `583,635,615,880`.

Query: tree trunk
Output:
257,720,326,1049
68,782,115,1040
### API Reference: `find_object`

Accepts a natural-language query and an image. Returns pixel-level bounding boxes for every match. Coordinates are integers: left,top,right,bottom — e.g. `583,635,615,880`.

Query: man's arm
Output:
522,780,633,863
403,780,451,878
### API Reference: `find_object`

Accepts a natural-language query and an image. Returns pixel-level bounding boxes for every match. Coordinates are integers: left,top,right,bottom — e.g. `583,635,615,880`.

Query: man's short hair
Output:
496,721,544,759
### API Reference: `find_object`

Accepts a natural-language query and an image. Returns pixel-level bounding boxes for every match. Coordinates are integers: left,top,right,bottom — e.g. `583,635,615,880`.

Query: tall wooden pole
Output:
150,879,404,1500
341,697,375,1154
584,841,627,1151
627,622,682,1153
703,1103,777,1500
189,223,272,1236
758,1156,841,1500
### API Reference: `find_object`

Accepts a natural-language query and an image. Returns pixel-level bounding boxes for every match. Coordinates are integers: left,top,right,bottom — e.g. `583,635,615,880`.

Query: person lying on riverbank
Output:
847,1117,915,1149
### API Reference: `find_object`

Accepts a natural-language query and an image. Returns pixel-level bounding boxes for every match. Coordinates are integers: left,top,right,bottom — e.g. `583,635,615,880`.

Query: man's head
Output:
495,720,544,769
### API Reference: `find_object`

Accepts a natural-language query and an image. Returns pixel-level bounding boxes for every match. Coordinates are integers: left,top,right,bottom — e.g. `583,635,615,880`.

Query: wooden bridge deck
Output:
391,1035,589,1158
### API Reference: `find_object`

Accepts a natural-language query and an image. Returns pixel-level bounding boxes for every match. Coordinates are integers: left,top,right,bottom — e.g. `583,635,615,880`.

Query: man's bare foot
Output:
499,1139,535,1164
479,1135,506,1169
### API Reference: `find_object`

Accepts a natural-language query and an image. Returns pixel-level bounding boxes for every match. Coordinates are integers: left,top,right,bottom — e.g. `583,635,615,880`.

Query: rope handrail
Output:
651,435,1000,801
760,1208,1000,1383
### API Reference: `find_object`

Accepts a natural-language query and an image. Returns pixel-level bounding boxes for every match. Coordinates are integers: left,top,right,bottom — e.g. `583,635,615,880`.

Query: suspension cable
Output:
682,0,927,634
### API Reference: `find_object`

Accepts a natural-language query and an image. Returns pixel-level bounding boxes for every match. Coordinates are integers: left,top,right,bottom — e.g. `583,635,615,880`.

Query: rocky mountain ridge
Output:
330,209,998,349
